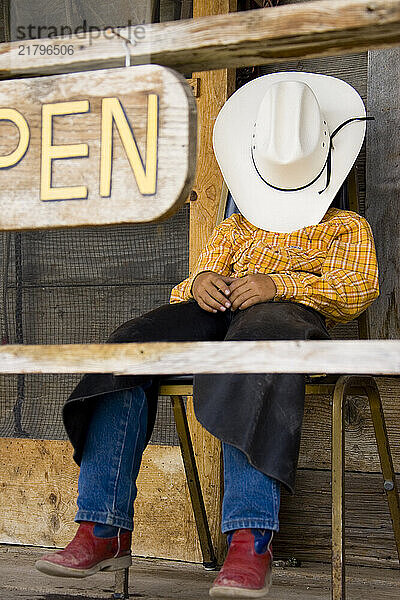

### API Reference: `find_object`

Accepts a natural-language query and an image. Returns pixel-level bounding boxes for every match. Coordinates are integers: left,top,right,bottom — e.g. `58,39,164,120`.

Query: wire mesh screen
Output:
0,203,189,444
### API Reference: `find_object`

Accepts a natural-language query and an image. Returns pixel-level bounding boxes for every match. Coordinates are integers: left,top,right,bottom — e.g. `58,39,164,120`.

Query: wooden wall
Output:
277,376,400,567
366,48,400,340
0,437,206,563
0,0,399,571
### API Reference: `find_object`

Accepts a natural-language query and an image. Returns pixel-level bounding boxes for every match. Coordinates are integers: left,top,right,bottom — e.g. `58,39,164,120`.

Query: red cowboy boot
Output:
35,521,132,578
209,529,273,598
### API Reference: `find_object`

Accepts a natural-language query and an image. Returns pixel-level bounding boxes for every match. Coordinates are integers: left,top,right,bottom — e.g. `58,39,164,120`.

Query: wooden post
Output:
187,0,237,565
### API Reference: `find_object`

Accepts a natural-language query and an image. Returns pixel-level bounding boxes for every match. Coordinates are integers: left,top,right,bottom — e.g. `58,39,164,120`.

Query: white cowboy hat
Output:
213,72,370,233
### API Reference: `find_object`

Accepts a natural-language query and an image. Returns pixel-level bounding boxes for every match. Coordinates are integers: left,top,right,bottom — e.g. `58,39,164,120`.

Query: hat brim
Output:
213,72,366,233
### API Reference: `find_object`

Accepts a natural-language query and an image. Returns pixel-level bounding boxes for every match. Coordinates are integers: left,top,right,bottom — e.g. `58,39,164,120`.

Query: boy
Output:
36,72,379,598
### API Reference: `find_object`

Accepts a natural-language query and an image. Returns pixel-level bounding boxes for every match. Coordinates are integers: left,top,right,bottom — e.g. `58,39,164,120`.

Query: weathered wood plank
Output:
1,0,399,78
189,72,235,268
299,378,400,473
276,469,399,568
365,48,400,339
0,438,203,562
189,0,237,263
0,340,398,374
0,64,197,230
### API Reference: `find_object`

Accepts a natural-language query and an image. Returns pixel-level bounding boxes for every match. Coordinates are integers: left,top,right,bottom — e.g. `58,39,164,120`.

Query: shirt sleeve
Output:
170,220,233,303
268,214,379,325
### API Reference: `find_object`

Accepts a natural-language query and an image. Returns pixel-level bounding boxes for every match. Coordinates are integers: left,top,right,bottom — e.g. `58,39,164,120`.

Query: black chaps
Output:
63,300,330,493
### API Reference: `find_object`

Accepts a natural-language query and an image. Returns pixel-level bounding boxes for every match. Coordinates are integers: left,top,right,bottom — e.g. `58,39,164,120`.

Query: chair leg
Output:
332,376,348,600
112,568,129,599
363,377,400,564
171,395,217,569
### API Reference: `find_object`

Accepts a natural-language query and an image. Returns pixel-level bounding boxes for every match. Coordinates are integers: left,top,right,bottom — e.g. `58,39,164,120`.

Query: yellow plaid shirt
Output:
170,207,379,329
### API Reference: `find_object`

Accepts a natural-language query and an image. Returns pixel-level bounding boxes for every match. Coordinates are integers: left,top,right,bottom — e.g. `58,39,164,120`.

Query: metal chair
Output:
113,168,400,600
152,376,400,600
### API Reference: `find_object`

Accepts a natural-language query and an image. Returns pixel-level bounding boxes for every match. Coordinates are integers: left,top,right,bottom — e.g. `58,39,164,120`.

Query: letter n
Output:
100,95,158,197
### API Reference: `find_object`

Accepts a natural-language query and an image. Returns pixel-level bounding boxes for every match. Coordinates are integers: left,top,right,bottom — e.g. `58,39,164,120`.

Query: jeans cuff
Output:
75,509,133,531
221,518,279,534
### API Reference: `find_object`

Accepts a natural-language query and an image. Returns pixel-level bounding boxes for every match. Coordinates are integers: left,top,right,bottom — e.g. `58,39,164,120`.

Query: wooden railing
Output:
0,340,398,375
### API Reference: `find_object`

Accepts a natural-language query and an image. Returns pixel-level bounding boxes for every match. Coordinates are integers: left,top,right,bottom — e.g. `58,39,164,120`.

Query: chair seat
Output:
160,374,340,385
159,373,372,399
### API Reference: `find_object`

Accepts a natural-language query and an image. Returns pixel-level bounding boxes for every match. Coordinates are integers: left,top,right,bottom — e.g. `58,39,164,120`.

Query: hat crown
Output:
253,80,329,189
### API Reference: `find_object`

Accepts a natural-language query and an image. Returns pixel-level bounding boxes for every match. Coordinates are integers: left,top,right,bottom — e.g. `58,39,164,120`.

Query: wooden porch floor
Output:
1,544,399,600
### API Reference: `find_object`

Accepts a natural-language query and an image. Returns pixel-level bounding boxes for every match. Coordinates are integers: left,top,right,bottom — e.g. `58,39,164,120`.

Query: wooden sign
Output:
0,64,197,229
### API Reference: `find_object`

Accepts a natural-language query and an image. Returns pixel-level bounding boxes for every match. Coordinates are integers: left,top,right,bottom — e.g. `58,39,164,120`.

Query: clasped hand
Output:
191,271,277,313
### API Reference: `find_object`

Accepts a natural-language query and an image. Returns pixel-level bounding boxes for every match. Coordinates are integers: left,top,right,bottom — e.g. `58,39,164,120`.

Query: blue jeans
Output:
76,387,281,533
